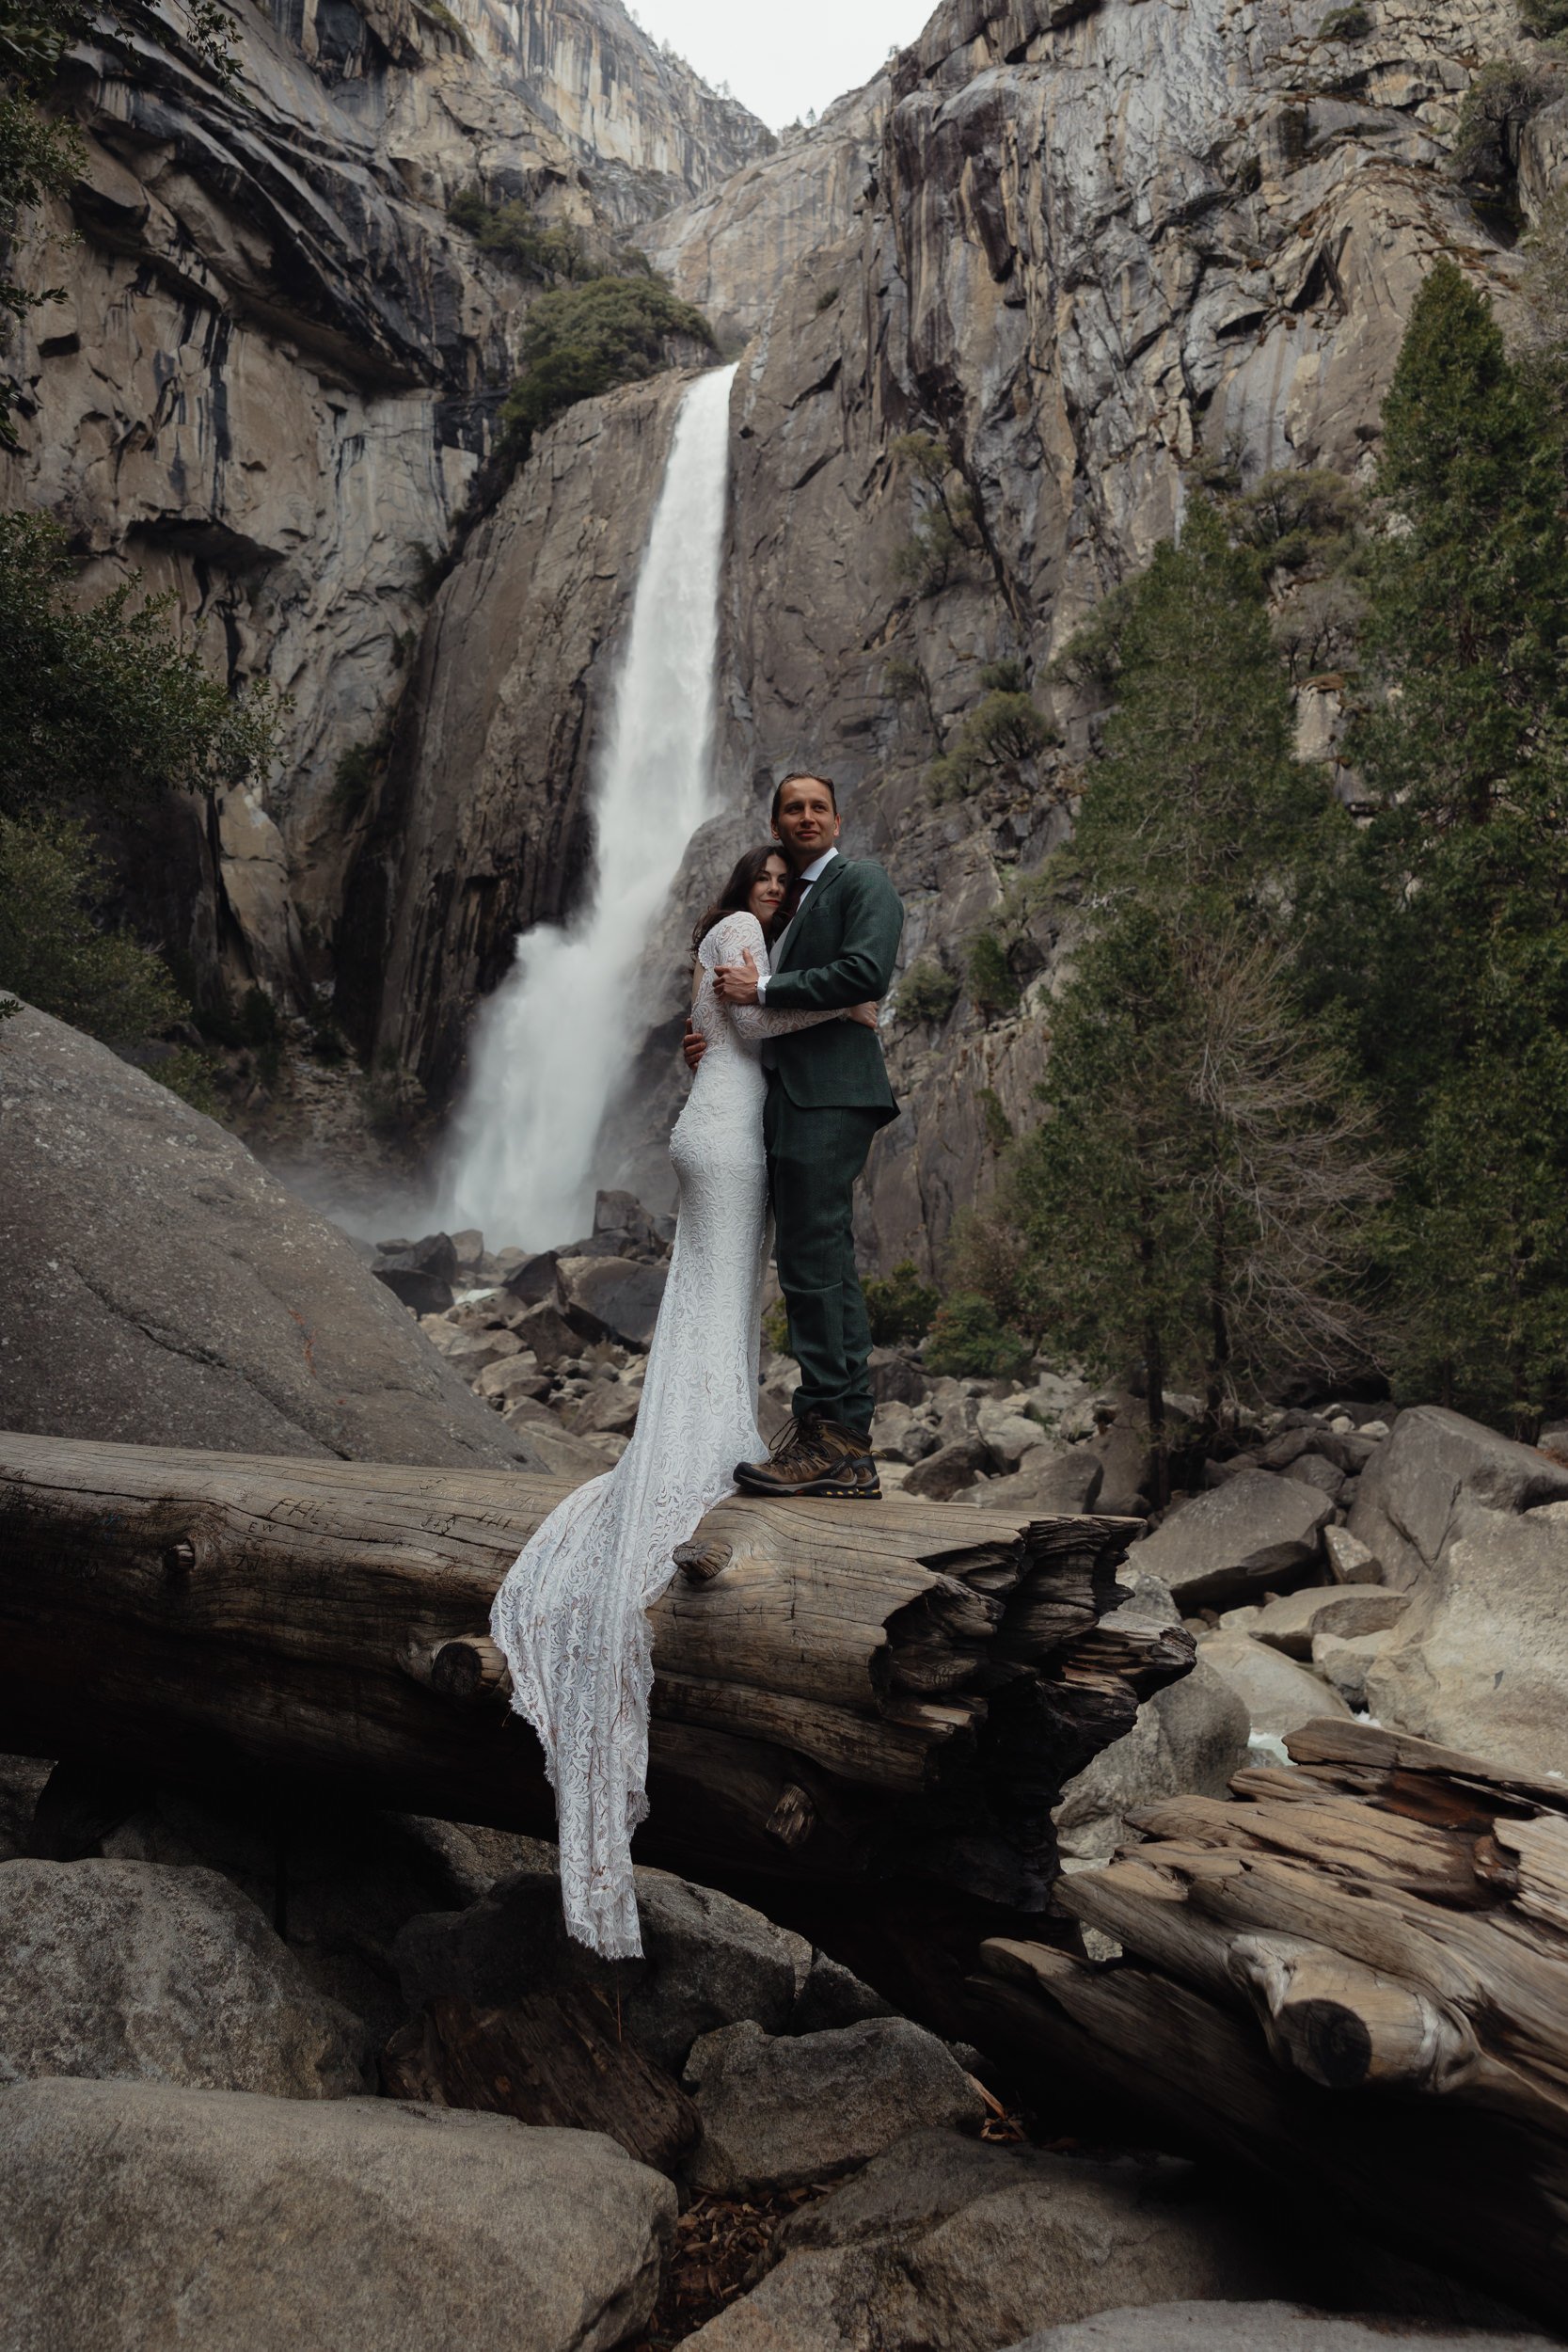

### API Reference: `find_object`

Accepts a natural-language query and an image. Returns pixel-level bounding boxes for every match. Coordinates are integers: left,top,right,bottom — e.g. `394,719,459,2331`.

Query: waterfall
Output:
441,362,739,1251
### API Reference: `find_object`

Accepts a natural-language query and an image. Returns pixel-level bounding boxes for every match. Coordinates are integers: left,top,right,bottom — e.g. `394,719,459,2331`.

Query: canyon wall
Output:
370,0,1539,1265
0,0,767,998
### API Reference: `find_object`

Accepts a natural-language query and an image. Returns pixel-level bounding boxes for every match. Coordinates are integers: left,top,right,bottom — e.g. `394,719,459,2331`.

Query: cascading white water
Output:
442,361,739,1249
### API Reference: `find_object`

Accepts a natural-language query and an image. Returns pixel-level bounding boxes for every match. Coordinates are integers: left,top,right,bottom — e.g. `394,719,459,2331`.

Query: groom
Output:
687,772,904,1500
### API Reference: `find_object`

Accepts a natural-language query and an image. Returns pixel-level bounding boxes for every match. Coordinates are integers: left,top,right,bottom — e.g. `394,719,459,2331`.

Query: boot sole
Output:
735,1468,881,1501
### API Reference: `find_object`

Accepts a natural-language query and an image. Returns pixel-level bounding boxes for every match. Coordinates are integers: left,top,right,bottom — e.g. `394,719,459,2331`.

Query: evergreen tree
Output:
1352,260,1568,1428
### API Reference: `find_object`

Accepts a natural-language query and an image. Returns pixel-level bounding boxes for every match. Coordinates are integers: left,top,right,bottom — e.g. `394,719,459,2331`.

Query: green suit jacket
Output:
762,854,905,1121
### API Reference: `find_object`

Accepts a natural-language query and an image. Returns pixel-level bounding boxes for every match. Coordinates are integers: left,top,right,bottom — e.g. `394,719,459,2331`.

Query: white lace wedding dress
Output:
490,910,841,1957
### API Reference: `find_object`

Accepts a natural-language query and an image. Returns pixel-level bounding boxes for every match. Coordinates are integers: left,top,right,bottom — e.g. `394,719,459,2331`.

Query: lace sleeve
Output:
709,914,846,1040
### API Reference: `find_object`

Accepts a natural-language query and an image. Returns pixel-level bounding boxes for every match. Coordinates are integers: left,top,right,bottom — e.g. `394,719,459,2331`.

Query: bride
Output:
489,843,878,1957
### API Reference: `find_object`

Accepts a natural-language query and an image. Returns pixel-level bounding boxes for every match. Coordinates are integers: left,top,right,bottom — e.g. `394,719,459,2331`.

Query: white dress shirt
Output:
754,847,837,1004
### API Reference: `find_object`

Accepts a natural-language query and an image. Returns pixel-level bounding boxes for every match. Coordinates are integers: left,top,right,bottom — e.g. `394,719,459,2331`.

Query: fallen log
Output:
967,1717,1568,2327
0,1433,1182,1919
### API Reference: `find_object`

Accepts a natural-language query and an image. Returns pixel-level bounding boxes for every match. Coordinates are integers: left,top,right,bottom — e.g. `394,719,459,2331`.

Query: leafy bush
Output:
862,1261,940,1347
967,930,1021,1019
1227,468,1363,575
1450,61,1554,185
927,691,1055,803
978,1087,1014,1152
979,658,1028,694
1318,5,1372,39
1521,0,1568,35
0,813,186,1042
890,432,977,596
924,1293,1033,1380
896,958,958,1025
449,190,595,284
499,278,718,465
330,733,388,823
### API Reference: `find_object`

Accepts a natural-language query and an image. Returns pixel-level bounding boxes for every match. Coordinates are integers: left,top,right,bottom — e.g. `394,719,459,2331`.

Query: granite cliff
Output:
354,0,1544,1269
0,0,768,1000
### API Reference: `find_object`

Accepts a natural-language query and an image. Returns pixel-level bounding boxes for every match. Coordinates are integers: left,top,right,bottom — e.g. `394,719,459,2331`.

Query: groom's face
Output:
772,777,842,869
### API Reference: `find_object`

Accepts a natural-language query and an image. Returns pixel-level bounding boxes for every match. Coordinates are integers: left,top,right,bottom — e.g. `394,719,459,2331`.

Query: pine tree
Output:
1352,260,1568,1429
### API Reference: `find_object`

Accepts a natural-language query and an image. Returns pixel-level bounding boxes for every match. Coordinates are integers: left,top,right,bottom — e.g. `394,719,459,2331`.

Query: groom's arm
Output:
760,866,904,1014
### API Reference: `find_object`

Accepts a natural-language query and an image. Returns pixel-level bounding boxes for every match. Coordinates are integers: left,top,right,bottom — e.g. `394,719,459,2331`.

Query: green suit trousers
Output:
765,1078,882,1436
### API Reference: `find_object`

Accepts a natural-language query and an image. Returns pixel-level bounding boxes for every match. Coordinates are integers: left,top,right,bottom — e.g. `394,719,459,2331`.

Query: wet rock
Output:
1132,1472,1335,1612
683,2020,985,2195
396,1864,810,2074
1364,1501,1568,1776
0,1004,533,1469
1350,1406,1568,1594
0,1859,363,2096
503,1250,565,1309
0,2077,673,2352
374,1265,454,1315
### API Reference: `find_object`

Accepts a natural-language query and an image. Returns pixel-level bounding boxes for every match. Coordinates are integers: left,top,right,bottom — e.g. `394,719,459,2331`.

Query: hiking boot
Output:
735,1415,880,1501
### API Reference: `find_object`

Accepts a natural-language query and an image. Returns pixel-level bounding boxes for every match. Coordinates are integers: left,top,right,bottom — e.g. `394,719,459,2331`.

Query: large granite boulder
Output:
558,1255,668,1350
1349,1406,1568,1593
683,2020,985,2196
681,2129,1286,2352
1132,1472,1335,1612
0,1859,362,2096
1196,1633,1350,1741
0,2077,673,2352
0,1004,541,1467
1364,1501,1568,1777
1011,2310,1556,2352
396,1863,810,2074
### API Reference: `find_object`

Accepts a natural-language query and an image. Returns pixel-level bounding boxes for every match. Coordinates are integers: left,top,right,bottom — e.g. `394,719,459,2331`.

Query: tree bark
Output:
0,1432,1180,1920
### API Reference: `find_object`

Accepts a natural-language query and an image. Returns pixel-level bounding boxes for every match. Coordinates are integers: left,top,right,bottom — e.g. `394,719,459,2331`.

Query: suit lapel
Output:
774,855,849,972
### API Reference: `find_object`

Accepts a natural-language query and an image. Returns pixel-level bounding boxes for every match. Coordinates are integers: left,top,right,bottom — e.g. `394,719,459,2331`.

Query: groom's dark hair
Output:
771,771,838,823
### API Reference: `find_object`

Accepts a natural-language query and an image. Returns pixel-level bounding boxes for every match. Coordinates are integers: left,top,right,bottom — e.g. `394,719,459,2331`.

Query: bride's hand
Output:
845,1001,879,1030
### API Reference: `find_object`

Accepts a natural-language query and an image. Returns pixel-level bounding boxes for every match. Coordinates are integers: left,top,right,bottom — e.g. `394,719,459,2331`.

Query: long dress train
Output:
489,911,839,1957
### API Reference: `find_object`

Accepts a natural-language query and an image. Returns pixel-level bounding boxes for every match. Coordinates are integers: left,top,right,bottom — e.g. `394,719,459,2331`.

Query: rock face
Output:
0,2076,674,2352
1349,1405,1568,1592
1364,1502,1568,1777
0,1002,536,1465
683,2018,985,2194
682,2128,1289,2352
1,0,767,997
636,80,889,347
0,1859,363,2097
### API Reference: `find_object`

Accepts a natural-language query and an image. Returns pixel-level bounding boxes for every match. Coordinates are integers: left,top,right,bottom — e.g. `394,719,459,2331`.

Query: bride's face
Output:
749,855,789,924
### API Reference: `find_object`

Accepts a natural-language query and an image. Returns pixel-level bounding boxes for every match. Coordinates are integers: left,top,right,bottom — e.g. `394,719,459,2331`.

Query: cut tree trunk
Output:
0,1433,1184,1919
967,1716,1568,2328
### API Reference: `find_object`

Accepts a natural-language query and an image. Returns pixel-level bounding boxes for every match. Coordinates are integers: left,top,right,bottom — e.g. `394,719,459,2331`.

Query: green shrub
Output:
1451,61,1554,185
978,1087,1014,1152
926,688,1056,803
967,930,1021,1019
330,734,388,822
1521,0,1568,35
0,813,185,1043
449,190,593,284
924,1293,1033,1380
1318,5,1372,39
499,278,718,465
896,958,959,1025
862,1261,941,1347
815,284,841,312
978,658,1028,694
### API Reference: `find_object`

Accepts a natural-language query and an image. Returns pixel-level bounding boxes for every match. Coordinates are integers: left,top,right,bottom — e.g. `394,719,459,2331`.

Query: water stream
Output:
441,361,739,1249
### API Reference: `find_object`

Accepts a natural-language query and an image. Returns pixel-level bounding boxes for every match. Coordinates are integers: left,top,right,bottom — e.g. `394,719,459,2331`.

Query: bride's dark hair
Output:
691,844,786,957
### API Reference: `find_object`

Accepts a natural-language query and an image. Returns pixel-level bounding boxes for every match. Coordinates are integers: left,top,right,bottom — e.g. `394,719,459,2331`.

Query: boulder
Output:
589,1190,674,1263
1364,1501,1568,1776
1089,1415,1152,1515
0,1003,535,1468
557,1255,668,1350
474,1353,550,1406
515,1419,625,1480
968,1441,1104,1516
0,1859,363,2095
1349,1405,1568,1593
0,2077,673,2352
1011,2310,1556,2352
683,2019,985,2194
789,1951,895,2034
1132,1471,1334,1611
903,1434,998,1502
976,1397,1051,1470
1312,1628,1396,1710
1283,1454,1346,1503
1196,1632,1351,1740
1249,1585,1409,1661
1323,1526,1382,1584
509,1296,592,1371
374,1232,458,1284
0,1755,50,1861
1053,1617,1251,1867
420,1324,521,1380
869,1348,926,1405
503,1249,564,1308
374,1265,455,1315
681,2129,1286,2352
396,1864,810,2074
565,1376,643,1439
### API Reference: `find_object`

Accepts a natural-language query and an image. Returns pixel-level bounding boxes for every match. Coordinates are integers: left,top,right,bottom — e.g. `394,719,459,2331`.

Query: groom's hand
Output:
683,1022,706,1072
713,947,761,1005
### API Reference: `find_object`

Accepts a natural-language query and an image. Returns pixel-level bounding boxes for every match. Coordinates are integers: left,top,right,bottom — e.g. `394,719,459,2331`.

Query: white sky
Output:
627,0,933,132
